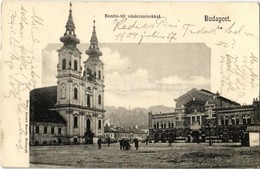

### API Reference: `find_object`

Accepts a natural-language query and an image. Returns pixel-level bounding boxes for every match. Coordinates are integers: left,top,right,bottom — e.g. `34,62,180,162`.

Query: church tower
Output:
55,3,105,144
84,20,105,111
56,3,82,106
56,3,84,143
82,20,105,140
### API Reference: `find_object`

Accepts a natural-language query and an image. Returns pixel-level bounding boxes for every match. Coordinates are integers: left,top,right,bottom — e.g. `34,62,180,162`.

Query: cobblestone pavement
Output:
30,142,260,168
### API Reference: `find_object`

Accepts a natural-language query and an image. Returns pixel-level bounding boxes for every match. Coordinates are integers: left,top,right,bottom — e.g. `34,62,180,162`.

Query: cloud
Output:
100,47,130,72
42,46,211,108
156,75,210,86
42,50,58,86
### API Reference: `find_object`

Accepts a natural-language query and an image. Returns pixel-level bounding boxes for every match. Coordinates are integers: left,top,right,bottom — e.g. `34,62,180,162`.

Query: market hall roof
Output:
174,88,240,107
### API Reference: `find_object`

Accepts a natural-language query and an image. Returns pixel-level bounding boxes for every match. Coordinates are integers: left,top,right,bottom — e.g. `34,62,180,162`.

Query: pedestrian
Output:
97,137,102,149
122,138,126,150
168,138,172,147
119,138,124,150
145,137,149,145
107,136,111,146
133,138,139,150
125,140,131,150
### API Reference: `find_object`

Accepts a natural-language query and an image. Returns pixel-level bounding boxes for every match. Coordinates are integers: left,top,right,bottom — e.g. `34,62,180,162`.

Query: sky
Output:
42,43,211,108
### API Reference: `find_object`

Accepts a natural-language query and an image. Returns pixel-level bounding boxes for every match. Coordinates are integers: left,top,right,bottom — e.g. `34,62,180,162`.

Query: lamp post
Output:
206,122,212,146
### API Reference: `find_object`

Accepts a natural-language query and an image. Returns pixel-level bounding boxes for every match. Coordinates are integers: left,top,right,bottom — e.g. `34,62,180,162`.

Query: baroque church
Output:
30,4,105,145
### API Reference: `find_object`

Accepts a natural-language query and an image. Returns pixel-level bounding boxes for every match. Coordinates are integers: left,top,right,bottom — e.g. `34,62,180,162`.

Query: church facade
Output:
30,4,105,145
148,88,260,144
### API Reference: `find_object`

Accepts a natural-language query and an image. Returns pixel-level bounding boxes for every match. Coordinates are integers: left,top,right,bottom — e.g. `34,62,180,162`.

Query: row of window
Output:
62,59,102,80
62,59,78,71
73,117,102,129
61,87,102,105
221,116,251,125
35,126,62,135
154,122,175,129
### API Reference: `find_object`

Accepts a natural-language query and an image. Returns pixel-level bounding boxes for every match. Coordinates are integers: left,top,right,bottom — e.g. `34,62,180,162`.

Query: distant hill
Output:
104,105,174,128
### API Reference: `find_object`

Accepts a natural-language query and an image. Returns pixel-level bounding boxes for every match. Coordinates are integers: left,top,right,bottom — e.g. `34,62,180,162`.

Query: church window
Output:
74,88,78,99
61,87,66,99
98,95,102,105
36,126,39,134
58,128,61,134
74,116,78,128
74,60,78,71
44,127,47,134
161,123,163,129
86,119,91,130
98,70,101,79
171,122,174,128
98,120,102,129
154,123,156,129
87,94,91,107
168,122,171,128
73,138,78,143
62,59,66,70
156,122,159,129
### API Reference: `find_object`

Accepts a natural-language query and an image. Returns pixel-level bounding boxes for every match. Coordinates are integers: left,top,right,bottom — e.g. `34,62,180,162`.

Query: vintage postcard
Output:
1,1,259,168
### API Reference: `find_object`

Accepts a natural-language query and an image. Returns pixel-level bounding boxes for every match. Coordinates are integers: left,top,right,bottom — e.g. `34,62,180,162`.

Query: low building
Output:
246,126,260,147
104,126,147,142
148,88,260,143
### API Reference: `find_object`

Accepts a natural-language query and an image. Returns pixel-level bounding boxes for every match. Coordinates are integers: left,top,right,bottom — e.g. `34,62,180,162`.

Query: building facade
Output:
148,88,260,143
30,4,105,145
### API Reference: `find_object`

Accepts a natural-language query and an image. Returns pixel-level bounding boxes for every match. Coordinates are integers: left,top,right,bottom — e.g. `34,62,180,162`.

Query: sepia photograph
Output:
1,1,259,168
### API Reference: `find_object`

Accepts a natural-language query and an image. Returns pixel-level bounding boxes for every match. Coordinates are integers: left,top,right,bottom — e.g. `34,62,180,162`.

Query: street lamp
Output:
205,122,212,146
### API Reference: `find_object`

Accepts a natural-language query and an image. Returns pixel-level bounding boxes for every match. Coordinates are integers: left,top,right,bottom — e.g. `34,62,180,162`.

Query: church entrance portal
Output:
85,119,93,144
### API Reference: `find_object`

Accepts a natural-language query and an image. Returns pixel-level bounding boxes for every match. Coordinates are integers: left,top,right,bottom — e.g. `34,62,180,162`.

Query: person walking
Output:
133,138,139,150
119,138,124,150
107,136,111,146
145,136,149,145
97,137,102,149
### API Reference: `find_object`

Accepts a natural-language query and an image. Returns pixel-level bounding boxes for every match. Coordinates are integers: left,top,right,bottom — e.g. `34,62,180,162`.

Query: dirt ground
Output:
30,142,260,168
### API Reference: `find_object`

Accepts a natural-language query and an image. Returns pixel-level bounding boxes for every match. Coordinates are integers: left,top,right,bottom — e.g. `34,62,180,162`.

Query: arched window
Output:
98,95,102,105
74,116,78,128
87,94,90,107
98,70,101,79
74,88,78,99
74,60,78,71
62,59,66,70
61,87,66,99
98,120,102,129
86,119,91,130
73,138,78,143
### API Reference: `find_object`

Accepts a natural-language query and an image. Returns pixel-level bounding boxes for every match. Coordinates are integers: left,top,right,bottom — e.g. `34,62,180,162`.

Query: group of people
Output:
97,137,141,151
119,138,131,150
97,136,111,149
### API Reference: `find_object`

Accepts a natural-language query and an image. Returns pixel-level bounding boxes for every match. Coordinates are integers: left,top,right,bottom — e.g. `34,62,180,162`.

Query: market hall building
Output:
148,88,260,144
30,4,105,145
